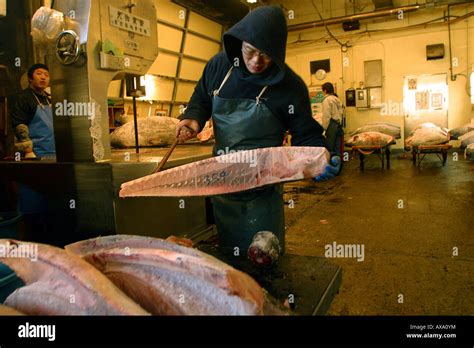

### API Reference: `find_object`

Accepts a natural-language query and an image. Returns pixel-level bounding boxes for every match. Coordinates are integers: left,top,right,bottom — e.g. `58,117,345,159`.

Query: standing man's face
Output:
241,41,273,74
29,68,50,92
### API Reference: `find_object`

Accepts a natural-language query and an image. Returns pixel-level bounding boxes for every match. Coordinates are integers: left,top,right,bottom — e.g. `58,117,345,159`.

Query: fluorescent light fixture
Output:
247,0,258,3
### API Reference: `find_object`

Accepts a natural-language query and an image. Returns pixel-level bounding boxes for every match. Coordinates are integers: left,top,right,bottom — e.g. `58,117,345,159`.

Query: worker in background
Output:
9,63,55,242
321,82,344,167
10,63,55,158
175,6,341,257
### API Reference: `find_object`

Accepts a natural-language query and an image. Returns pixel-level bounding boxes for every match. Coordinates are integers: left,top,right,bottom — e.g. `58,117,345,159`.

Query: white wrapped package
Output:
30,6,65,46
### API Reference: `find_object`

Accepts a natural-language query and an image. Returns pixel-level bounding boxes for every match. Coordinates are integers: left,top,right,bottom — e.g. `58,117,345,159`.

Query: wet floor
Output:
283,150,474,315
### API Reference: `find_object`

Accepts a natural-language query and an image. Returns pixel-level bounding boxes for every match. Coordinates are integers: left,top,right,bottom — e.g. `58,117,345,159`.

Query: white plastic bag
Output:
30,6,65,46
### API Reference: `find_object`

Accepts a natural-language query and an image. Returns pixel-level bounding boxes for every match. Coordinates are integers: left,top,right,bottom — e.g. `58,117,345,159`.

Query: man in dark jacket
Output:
176,6,341,256
10,63,55,158
322,82,344,160
9,63,55,242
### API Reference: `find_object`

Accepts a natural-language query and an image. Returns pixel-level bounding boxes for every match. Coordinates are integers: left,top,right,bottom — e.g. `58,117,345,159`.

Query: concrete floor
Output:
283,149,474,315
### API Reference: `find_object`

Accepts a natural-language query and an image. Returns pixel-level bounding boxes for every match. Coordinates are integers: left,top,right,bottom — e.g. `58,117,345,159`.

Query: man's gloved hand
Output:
313,155,341,182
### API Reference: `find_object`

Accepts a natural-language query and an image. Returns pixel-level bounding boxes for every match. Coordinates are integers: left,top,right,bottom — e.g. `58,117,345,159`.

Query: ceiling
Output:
172,0,473,28
171,0,252,27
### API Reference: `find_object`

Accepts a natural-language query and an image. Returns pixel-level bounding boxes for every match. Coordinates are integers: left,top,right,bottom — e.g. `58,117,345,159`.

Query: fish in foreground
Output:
0,239,149,315
119,146,329,197
66,235,265,315
345,131,395,147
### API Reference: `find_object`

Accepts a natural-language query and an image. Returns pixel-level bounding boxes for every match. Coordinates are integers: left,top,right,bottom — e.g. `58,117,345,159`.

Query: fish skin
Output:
66,235,265,315
345,131,395,147
66,234,204,258
405,127,449,147
0,239,150,316
67,235,263,307
5,281,90,315
119,146,329,197
110,116,179,148
91,258,259,315
350,123,401,139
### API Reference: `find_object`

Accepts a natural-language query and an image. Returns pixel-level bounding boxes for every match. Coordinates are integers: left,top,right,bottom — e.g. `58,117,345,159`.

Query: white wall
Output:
286,3,474,148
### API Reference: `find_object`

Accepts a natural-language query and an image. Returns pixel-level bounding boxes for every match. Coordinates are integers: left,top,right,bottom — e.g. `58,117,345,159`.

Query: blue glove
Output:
313,155,342,182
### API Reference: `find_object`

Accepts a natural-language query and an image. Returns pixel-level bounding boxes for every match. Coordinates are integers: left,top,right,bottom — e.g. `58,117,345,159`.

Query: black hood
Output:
223,6,288,86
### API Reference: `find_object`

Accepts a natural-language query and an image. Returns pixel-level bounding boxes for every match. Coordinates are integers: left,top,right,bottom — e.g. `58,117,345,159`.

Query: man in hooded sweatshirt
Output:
176,6,341,255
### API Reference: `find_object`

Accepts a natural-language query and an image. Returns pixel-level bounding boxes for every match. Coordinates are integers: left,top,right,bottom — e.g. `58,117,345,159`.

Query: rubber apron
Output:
18,97,55,214
210,67,286,253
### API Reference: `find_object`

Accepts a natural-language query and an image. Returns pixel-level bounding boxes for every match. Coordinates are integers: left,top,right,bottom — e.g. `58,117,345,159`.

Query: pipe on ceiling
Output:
287,4,421,32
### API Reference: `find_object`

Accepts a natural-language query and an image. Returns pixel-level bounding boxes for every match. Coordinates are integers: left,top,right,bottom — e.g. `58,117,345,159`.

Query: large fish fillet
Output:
66,235,264,315
119,146,329,197
0,239,149,315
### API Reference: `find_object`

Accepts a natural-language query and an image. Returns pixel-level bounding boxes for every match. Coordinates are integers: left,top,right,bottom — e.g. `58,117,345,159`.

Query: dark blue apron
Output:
210,67,286,253
18,100,55,214
29,102,55,157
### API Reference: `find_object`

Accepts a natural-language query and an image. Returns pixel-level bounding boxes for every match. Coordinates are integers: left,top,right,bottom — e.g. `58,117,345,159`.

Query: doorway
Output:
403,73,448,136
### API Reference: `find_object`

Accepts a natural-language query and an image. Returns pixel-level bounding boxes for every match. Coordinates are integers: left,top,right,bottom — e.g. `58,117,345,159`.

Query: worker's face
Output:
241,41,273,74
29,68,50,91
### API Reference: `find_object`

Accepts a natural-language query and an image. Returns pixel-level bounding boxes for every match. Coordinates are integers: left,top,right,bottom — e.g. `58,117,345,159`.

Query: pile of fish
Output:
459,130,474,149
0,239,148,315
449,123,474,140
120,146,329,197
110,116,179,148
405,123,450,147
0,236,268,315
345,131,395,147
350,123,401,139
